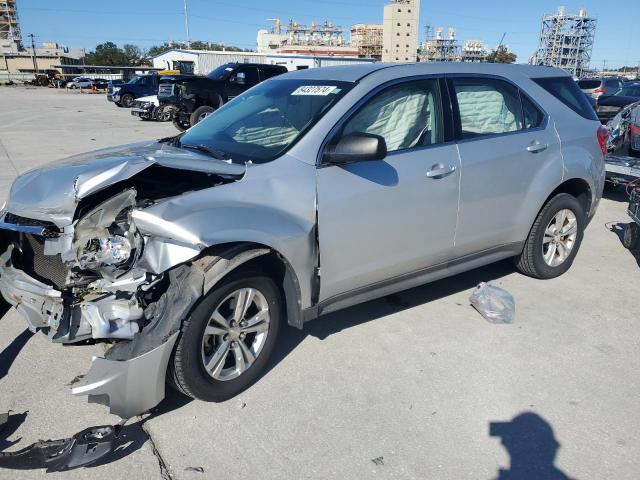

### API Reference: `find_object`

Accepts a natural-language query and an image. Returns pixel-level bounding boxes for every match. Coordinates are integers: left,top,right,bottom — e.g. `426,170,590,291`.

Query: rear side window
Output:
577,79,601,90
522,95,544,129
452,78,523,138
534,77,598,121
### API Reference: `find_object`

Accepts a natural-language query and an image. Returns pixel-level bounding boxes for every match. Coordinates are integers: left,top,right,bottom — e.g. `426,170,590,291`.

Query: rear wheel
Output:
515,193,586,279
189,106,216,127
169,271,282,402
623,222,640,250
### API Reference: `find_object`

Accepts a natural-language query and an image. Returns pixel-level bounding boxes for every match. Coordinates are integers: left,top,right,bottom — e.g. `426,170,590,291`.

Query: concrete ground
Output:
0,86,638,479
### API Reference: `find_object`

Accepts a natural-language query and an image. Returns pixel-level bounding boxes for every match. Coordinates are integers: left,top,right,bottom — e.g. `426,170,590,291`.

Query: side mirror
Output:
233,72,246,85
324,133,387,164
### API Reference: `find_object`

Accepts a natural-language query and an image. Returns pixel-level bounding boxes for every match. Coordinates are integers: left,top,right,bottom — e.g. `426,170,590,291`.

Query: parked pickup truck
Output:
158,63,288,131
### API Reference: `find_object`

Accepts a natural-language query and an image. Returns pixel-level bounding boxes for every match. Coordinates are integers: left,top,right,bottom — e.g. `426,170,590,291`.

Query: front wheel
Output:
172,116,191,131
169,271,282,402
120,93,135,108
515,193,586,279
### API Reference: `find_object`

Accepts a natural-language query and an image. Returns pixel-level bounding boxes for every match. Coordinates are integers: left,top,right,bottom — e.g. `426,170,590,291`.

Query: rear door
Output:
260,66,287,81
317,78,461,301
449,76,563,257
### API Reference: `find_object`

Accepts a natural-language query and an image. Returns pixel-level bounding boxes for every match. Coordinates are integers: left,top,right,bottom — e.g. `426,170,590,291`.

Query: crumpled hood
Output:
4,141,245,228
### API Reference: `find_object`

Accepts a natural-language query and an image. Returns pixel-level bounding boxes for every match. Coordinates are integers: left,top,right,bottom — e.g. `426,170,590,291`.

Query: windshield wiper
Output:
180,143,230,160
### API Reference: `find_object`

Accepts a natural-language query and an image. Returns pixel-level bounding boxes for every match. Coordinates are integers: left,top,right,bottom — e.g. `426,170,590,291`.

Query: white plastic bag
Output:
469,282,515,324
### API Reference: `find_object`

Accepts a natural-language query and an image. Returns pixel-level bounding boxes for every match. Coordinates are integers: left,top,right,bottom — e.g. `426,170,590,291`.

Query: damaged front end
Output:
0,144,246,418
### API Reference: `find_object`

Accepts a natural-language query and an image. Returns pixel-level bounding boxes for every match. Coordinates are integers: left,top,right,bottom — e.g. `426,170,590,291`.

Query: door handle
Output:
426,164,457,178
527,142,548,154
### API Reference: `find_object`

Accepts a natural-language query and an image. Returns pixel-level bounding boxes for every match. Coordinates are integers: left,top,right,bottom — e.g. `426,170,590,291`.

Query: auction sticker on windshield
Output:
292,85,339,96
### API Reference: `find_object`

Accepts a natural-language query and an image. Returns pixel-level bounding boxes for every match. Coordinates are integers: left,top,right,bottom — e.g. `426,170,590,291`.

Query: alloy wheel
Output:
200,288,270,381
542,209,578,267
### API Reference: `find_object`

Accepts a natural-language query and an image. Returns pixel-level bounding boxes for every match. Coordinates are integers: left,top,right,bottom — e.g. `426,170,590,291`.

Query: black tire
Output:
515,193,586,279
120,93,135,108
168,271,282,402
189,105,216,127
623,222,640,250
114,101,123,108
172,116,191,131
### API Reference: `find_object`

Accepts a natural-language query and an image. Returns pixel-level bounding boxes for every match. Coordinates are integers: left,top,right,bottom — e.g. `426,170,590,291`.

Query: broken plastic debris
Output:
469,282,515,324
0,425,119,472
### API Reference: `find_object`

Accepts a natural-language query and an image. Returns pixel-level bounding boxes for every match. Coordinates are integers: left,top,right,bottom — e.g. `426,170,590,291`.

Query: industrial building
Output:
419,27,459,62
151,49,375,76
257,18,358,57
382,0,420,63
532,6,596,78
350,24,384,59
461,40,488,62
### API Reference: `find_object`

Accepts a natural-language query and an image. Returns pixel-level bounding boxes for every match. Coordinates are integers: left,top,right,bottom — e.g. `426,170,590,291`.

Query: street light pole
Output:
183,0,191,48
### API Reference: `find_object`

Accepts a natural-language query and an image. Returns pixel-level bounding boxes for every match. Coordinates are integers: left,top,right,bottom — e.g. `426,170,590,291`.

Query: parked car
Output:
578,77,624,100
65,77,93,89
130,95,171,122
90,78,110,90
110,74,166,108
105,79,125,102
596,82,640,123
0,63,605,419
158,63,288,131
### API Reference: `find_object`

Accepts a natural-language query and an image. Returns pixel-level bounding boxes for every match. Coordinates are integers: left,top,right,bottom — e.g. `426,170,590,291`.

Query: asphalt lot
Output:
0,86,638,479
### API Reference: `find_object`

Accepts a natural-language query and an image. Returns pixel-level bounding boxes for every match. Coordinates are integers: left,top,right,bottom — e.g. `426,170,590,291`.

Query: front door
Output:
317,79,461,301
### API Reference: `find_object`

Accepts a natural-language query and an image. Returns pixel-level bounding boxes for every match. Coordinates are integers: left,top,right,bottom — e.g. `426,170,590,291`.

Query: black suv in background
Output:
158,63,288,130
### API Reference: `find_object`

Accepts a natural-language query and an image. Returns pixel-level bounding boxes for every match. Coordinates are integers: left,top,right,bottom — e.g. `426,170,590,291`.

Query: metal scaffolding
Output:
532,6,596,78
350,24,383,59
0,0,21,44
419,27,459,62
461,40,488,62
284,19,345,47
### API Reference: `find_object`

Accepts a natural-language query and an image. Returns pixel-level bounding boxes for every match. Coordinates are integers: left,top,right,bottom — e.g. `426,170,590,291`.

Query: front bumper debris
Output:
0,422,119,472
72,332,179,419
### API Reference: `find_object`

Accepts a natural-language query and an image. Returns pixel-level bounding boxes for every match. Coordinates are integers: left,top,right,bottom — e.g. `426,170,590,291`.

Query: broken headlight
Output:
71,189,140,271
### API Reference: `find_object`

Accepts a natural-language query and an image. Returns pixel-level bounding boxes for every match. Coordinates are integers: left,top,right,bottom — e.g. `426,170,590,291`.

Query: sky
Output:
16,0,640,69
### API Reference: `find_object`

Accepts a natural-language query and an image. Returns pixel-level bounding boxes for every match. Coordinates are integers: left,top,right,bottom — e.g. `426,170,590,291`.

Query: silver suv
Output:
0,64,606,418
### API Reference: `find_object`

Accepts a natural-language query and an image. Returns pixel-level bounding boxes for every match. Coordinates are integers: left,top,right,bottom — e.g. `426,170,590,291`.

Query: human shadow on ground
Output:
490,412,576,480
0,329,34,381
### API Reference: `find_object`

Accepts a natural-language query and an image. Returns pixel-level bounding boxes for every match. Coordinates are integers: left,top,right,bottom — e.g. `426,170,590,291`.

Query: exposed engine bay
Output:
0,165,235,345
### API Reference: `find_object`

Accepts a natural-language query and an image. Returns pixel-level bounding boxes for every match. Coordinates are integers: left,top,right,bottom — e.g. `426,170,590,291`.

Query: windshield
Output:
206,64,236,80
127,76,141,84
179,79,353,164
578,79,601,89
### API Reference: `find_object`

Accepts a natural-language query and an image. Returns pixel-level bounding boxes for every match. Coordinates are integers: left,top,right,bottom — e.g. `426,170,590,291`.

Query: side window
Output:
340,80,441,153
522,95,544,129
452,78,523,138
236,67,260,87
261,67,285,80
533,77,598,121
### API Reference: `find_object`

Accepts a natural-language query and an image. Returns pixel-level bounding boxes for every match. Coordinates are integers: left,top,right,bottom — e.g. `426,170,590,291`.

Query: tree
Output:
486,45,517,64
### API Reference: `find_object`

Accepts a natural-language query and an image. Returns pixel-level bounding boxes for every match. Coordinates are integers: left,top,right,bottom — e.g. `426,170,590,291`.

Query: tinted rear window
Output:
577,79,601,89
534,77,598,121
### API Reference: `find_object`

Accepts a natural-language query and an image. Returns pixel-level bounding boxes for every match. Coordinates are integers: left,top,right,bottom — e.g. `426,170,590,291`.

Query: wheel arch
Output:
197,242,305,329
545,178,593,217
